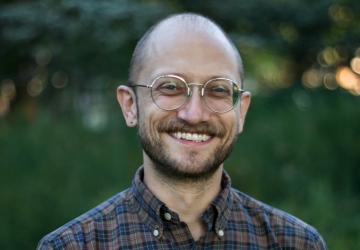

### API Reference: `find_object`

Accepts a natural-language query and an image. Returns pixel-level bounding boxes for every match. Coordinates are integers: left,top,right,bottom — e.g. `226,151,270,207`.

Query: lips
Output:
170,132,211,142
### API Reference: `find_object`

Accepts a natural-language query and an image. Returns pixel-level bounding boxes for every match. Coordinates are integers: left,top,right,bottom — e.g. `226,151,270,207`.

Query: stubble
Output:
137,118,238,184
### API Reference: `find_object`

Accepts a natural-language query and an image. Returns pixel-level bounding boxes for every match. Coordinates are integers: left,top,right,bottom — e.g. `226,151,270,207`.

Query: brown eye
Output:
160,81,178,90
212,85,229,93
154,78,186,96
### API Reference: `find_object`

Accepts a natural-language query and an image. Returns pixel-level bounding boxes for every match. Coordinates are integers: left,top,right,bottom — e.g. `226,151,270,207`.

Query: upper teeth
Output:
171,132,211,142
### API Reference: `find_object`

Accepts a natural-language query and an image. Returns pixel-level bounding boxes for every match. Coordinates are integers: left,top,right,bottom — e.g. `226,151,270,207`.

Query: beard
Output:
137,118,238,183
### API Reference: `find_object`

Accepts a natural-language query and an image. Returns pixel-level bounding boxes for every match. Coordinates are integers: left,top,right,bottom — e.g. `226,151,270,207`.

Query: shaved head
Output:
128,13,244,88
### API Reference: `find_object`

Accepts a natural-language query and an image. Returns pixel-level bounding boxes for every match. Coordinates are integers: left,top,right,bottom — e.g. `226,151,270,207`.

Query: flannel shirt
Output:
37,167,328,250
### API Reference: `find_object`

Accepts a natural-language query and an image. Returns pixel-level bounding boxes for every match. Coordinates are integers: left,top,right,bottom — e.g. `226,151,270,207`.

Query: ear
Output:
117,86,138,127
238,91,251,134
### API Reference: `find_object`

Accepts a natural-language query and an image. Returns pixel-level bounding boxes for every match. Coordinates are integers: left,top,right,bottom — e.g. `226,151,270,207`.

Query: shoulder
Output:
37,188,132,250
229,188,328,250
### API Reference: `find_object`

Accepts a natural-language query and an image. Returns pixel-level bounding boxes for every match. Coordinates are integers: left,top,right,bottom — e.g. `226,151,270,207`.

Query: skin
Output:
117,19,251,241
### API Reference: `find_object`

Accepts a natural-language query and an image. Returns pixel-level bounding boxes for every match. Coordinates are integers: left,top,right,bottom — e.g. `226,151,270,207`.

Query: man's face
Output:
134,25,249,182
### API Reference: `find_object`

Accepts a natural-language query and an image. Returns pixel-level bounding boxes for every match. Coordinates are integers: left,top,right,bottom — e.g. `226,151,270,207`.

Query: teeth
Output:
186,133,191,140
202,134,211,141
171,132,211,142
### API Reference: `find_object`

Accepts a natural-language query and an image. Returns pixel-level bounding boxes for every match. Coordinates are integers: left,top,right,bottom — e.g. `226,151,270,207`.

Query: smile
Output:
170,132,211,142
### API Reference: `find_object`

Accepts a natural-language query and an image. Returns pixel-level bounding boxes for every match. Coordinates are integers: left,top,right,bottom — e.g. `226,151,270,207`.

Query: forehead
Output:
138,20,240,83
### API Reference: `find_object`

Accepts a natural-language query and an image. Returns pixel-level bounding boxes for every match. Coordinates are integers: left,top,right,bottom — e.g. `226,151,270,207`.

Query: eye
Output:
154,78,186,96
160,81,179,90
205,80,233,99
212,85,229,93
209,84,231,96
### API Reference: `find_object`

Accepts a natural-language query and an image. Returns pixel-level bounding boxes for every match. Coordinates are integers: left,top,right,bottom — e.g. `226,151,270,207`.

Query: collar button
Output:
164,213,172,220
217,229,224,237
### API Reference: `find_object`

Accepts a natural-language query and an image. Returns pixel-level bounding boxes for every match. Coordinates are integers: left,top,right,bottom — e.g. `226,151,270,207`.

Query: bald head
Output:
128,13,244,87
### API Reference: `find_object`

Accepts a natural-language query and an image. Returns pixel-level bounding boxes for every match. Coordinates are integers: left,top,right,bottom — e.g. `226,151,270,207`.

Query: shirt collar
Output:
129,167,165,237
210,170,233,234
129,166,233,238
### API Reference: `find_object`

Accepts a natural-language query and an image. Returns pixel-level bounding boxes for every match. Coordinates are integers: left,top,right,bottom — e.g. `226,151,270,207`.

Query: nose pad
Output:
185,83,204,105
187,89,200,100
189,90,193,97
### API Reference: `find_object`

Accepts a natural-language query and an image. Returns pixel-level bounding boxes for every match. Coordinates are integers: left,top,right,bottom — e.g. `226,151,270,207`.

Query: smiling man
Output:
37,13,328,249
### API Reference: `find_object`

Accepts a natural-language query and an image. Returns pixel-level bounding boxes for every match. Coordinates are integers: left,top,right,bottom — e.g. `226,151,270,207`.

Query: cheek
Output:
223,115,239,140
136,92,156,123
139,107,163,138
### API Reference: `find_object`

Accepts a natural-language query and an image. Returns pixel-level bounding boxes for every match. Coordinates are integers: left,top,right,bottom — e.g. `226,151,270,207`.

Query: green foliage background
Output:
1,0,360,249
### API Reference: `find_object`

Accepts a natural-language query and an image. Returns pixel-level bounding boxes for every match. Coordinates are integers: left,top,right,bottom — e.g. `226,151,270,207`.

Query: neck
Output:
143,157,223,241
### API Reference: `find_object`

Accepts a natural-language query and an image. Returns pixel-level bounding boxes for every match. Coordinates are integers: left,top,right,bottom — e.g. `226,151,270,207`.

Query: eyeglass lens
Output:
151,76,239,113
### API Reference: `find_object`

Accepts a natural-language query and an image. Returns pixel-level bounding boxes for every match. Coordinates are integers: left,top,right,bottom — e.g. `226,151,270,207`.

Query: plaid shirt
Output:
37,167,328,250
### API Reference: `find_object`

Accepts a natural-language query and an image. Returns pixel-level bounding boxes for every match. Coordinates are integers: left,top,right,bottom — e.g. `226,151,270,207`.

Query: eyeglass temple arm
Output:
129,84,150,88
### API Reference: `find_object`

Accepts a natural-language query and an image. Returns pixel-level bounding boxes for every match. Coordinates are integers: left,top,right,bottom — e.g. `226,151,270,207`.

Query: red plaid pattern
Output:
37,167,328,250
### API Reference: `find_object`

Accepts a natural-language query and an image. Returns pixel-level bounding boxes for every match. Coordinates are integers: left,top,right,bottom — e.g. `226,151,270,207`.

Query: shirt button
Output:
217,229,224,237
153,229,159,237
164,213,172,220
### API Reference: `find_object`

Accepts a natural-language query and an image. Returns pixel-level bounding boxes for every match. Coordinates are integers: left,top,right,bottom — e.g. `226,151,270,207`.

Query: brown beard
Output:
156,119,227,138
137,118,238,183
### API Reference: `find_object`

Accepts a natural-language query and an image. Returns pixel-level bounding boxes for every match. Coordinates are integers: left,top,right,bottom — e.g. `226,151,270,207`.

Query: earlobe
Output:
117,86,138,127
238,91,251,134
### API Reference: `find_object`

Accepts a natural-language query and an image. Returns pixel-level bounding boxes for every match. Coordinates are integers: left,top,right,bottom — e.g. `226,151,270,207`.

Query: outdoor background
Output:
1,0,360,249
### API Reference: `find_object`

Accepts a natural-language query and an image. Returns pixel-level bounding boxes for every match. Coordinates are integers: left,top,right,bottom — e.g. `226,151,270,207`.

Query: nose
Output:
177,85,211,124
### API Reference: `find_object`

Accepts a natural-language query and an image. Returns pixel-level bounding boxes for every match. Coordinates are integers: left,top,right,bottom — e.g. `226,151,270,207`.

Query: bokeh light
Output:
323,73,338,90
292,90,312,111
350,57,360,74
278,23,298,42
0,96,9,116
36,49,52,66
328,4,354,25
335,66,360,95
322,47,340,66
27,78,43,97
302,69,321,88
1,79,16,101
52,71,68,89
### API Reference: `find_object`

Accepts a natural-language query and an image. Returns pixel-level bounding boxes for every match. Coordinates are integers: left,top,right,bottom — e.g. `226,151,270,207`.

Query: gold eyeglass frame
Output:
129,74,245,114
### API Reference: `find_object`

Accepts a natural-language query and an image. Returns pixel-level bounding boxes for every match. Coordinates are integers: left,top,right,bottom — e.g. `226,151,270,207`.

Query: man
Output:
37,13,328,249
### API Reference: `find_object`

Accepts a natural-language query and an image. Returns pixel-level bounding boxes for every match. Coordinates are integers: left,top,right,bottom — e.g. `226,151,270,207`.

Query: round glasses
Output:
130,75,244,114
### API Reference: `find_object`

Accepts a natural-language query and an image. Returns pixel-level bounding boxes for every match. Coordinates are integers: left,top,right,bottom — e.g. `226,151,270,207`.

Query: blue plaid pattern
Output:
37,167,328,249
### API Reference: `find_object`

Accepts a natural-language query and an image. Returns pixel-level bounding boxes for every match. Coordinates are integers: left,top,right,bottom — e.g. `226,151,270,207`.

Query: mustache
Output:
156,119,226,137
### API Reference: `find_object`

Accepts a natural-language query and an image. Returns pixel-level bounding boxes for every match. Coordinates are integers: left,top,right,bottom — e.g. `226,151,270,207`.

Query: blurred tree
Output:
0,0,176,117
0,0,359,115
